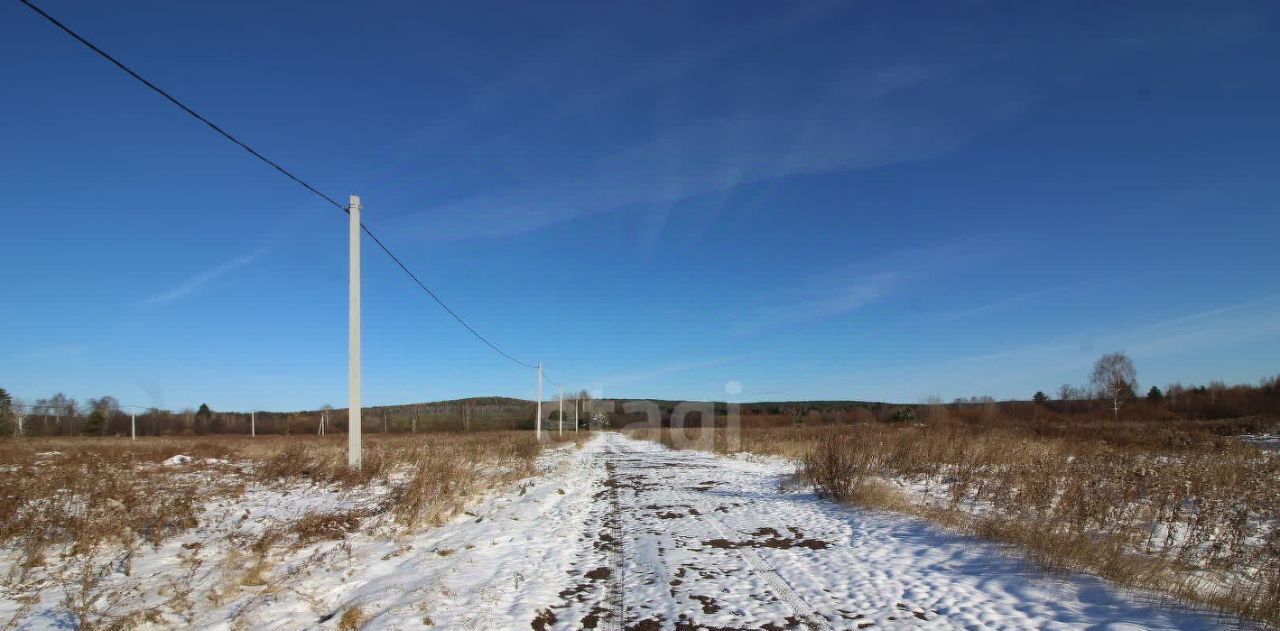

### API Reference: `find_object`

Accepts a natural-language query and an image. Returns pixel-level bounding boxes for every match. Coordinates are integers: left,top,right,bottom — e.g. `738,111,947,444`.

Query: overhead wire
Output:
18,0,552,376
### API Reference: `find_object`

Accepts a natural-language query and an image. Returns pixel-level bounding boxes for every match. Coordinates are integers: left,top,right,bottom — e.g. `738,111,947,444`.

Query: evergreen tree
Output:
0,388,12,436
194,403,213,432
1147,386,1164,404
82,409,106,435
1032,391,1049,404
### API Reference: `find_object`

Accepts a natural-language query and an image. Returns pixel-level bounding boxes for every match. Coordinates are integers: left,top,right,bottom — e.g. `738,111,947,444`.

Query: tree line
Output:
3,361,1277,438
1025,352,1280,420
0,391,600,437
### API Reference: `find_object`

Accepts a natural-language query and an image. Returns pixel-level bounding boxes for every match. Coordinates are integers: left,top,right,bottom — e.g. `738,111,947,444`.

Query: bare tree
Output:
10,403,23,437
319,404,333,435
921,395,949,422
1091,352,1138,420
34,393,78,435
87,396,119,416
574,390,592,431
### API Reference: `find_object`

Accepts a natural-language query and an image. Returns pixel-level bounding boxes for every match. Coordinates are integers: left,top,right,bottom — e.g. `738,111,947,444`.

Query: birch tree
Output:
1091,352,1138,420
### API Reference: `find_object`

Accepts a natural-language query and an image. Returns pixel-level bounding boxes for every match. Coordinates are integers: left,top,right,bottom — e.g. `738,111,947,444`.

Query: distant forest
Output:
1,372,1277,437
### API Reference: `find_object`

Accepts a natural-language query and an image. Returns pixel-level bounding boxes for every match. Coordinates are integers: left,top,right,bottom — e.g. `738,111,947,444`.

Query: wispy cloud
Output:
984,295,1280,369
367,2,849,190
142,249,267,305
732,271,902,337
388,66,1025,241
933,286,1066,321
1119,293,1280,356
731,236,1009,335
830,293,1280,401
594,353,753,391
23,344,88,362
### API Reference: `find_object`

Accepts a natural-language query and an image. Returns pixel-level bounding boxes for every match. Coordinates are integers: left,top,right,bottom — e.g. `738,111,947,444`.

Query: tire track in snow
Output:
601,433,838,629
582,433,1239,631
697,511,834,631
663,443,836,630
527,441,622,630
602,444,626,631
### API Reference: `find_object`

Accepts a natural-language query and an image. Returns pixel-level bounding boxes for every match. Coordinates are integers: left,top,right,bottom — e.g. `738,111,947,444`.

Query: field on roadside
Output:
633,417,1280,627
0,432,584,629
5,417,1277,628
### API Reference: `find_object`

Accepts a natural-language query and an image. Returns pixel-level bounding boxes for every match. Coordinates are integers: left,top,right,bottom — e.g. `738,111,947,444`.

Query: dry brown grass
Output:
337,605,364,631
0,431,575,628
632,420,1280,626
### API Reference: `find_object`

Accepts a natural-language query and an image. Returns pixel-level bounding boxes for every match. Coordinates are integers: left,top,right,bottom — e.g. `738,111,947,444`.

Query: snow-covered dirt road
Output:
534,433,1241,631
331,432,1243,630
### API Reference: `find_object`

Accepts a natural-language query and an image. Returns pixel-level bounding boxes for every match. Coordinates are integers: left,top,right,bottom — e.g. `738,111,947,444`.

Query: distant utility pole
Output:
536,363,543,441
349,194,362,468
251,411,256,437
558,386,564,436
575,397,579,433
131,412,136,441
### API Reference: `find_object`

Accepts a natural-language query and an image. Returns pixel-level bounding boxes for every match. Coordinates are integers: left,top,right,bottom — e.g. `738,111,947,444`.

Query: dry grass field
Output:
0,432,583,629
634,417,1280,626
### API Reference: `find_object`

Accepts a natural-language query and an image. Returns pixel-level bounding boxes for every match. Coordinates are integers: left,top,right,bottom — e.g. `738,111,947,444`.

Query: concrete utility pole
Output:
349,195,362,468
130,413,136,441
559,386,564,436
575,397,580,433
251,411,256,437
536,363,543,442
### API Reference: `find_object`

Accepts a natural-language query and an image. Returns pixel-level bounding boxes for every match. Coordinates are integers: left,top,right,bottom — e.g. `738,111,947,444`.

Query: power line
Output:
357,219,537,369
15,0,346,213
543,372,562,388
17,0,541,372
9,402,153,411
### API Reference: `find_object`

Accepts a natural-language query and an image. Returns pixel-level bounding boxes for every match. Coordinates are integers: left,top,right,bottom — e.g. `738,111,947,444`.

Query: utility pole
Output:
131,413,136,441
558,386,564,436
349,195,362,468
412,408,417,433
575,397,580,433
536,363,543,442
251,411,256,437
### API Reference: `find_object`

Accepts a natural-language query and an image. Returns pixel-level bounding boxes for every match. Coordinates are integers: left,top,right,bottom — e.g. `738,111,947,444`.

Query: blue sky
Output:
2,1,1278,411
